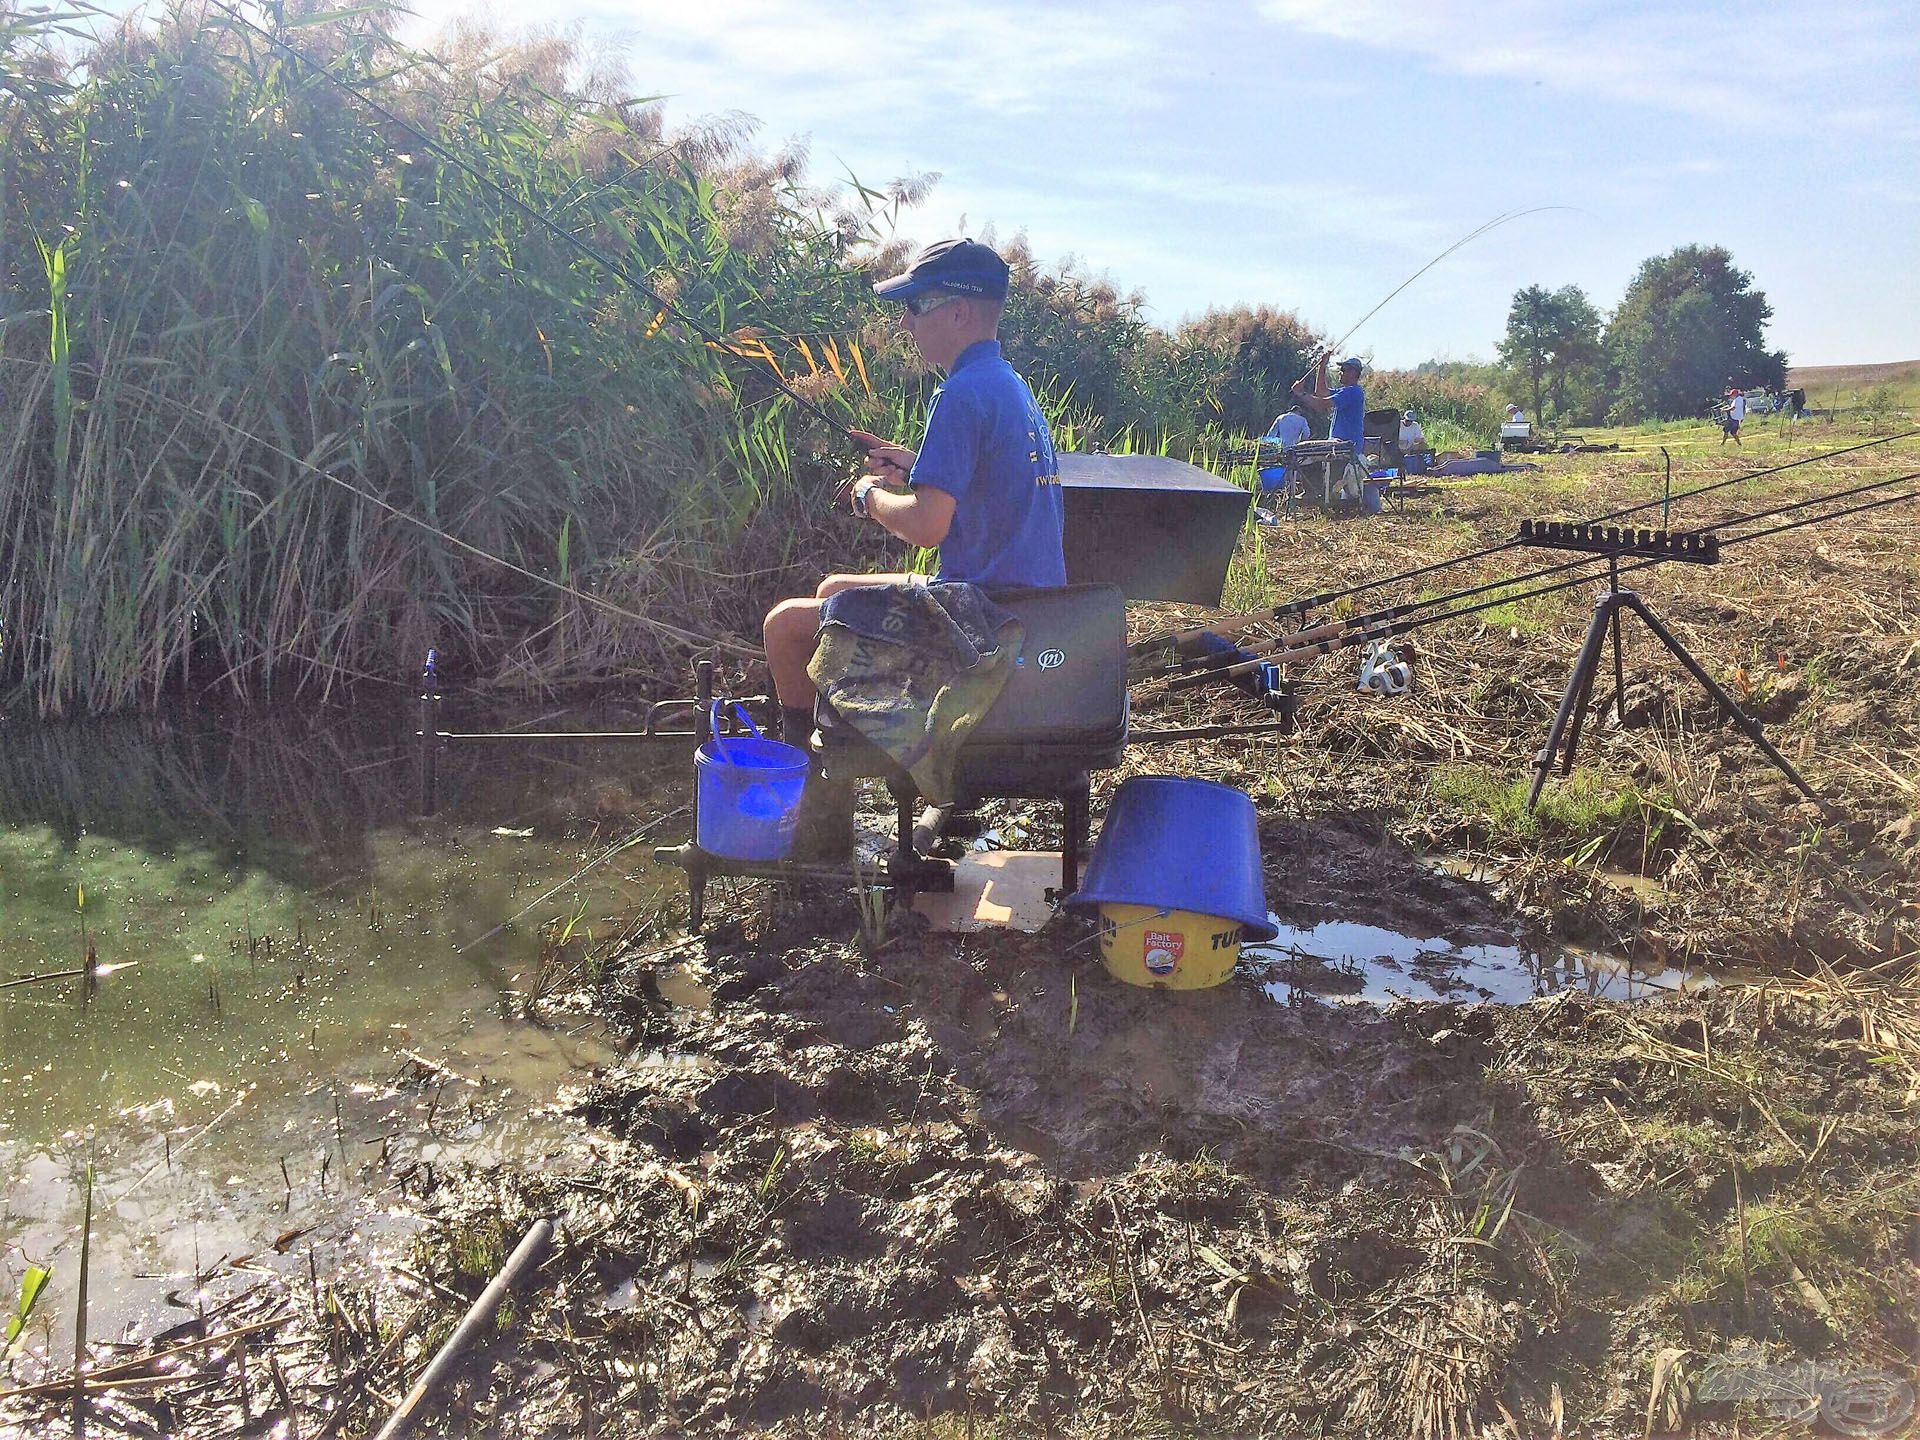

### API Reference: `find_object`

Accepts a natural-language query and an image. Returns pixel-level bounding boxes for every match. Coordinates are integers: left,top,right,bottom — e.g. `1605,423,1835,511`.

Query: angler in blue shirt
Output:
1293,353,1367,454
762,238,1065,741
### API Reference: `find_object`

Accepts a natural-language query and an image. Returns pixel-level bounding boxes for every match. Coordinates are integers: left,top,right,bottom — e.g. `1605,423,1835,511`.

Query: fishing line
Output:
0,355,761,658
457,805,688,955
204,0,863,453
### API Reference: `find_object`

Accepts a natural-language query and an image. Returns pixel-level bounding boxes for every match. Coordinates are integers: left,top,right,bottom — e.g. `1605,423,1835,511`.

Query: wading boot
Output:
786,757,855,862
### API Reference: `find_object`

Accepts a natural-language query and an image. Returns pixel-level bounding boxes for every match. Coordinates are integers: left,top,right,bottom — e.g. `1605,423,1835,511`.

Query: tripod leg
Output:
1559,635,1606,777
1528,596,1618,810
1622,595,1833,814
1610,605,1627,723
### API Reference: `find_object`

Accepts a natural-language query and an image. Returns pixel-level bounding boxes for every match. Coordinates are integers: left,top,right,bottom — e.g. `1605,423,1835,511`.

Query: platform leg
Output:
416,651,441,817
1061,781,1091,897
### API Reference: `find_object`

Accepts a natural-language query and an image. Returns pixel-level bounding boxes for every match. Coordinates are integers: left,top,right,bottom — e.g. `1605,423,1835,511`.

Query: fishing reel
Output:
1356,639,1412,698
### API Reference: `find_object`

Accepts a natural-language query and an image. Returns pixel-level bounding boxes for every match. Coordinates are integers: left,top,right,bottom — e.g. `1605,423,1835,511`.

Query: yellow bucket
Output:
1097,903,1244,990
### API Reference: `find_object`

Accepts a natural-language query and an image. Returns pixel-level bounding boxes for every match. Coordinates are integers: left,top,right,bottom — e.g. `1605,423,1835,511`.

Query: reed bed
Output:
0,1,891,715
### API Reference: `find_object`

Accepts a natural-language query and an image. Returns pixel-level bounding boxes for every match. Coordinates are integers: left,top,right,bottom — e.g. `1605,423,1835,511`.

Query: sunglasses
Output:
903,290,961,317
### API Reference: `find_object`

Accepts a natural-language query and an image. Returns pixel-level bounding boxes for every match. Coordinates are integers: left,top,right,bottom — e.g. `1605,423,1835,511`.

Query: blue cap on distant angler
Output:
874,238,1010,302
1339,356,1363,371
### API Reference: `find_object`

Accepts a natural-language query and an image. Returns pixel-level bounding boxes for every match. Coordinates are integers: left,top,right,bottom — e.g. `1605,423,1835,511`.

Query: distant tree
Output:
1497,284,1603,423
1603,245,1787,421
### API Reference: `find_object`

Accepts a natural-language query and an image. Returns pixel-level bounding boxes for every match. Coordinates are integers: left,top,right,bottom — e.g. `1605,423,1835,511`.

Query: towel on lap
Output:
807,582,1023,805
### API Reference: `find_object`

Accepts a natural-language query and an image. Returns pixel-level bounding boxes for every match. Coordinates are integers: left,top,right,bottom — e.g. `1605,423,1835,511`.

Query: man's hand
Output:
848,427,916,481
835,468,899,511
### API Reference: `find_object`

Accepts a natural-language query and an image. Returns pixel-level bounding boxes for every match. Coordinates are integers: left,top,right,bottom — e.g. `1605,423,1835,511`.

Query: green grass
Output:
1220,520,1274,614
1428,764,1646,847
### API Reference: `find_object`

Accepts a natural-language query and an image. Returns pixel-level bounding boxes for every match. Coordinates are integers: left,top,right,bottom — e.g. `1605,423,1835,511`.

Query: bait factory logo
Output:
1143,929,1183,977
1036,648,1066,670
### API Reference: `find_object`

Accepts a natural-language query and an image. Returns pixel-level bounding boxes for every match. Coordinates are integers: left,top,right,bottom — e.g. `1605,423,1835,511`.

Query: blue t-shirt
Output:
1329,383,1365,448
911,340,1066,587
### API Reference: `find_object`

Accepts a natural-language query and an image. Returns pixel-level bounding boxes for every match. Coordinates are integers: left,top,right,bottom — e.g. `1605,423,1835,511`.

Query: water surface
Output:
0,704,681,1365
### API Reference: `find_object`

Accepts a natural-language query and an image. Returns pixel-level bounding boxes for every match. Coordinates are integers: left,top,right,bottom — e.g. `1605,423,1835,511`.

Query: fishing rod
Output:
1272,207,1572,423
1133,427,1920,667
204,0,869,462
1156,463,1920,689
1601,427,1920,523
1149,547,1611,686
1156,468,1920,692
1325,206,1574,360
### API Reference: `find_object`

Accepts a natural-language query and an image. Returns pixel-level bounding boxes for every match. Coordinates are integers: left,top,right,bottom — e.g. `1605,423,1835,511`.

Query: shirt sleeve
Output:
910,386,980,501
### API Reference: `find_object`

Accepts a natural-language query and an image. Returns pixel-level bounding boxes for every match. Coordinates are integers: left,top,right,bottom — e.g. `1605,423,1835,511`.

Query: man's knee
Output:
763,597,821,654
815,573,866,600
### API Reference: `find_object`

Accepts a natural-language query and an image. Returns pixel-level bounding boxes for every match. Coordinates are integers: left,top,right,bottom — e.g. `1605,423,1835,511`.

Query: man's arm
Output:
1290,353,1333,414
853,476,956,549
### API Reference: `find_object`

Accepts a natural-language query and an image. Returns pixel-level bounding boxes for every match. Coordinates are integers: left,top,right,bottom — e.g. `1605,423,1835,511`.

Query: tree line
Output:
1494,247,1786,425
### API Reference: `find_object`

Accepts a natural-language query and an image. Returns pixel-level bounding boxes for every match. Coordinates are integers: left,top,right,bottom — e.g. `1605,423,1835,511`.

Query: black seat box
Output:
818,583,1128,786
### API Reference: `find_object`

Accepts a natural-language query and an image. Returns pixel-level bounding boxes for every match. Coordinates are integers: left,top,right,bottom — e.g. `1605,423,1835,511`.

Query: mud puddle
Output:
1246,916,1712,1005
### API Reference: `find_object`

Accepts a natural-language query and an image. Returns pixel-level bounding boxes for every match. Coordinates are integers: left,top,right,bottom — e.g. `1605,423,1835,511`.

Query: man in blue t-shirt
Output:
762,238,1065,741
1292,353,1367,456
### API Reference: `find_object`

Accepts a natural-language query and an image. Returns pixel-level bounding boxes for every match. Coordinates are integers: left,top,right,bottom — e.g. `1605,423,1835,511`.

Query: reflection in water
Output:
0,705,679,1365
1247,917,1711,1006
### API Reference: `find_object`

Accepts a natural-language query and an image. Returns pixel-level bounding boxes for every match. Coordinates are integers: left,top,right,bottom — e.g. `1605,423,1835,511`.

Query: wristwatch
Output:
852,477,878,516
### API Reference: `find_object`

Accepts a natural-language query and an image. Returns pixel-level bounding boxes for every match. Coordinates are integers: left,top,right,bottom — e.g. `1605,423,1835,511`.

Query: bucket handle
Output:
707,700,765,765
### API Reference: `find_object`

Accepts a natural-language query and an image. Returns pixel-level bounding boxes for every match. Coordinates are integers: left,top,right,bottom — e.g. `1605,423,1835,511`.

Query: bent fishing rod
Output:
1152,467,1920,692
1275,207,1573,397
205,0,871,464
1328,206,1574,359
1134,426,1920,668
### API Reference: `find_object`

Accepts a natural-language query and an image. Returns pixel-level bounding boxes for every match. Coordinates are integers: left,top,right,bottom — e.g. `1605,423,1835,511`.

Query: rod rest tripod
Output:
1517,519,1834,819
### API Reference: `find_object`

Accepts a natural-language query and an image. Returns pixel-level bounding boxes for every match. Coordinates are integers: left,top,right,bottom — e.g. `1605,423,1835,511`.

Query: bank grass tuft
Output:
1428,763,1653,852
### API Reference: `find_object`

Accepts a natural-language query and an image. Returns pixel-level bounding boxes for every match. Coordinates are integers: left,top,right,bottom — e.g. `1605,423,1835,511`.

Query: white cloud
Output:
1254,0,1920,130
404,0,1183,128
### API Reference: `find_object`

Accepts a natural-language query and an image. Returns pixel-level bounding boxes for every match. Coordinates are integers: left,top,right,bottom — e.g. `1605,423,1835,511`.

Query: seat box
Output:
816,584,1129,784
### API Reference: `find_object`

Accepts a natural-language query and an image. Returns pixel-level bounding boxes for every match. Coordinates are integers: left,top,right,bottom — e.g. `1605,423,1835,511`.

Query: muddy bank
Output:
28,837,1905,1438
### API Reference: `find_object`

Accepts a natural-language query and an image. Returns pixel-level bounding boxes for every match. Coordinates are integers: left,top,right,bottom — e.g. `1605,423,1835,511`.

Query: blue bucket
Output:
1257,465,1288,492
694,702,808,860
1069,775,1277,941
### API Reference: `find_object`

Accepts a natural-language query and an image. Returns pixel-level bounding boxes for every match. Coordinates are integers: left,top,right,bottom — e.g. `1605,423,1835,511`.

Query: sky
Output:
397,0,1918,369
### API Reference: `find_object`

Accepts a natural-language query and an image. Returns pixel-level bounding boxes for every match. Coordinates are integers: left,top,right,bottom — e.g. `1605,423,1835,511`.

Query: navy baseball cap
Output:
873,238,1010,302
1338,356,1363,371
